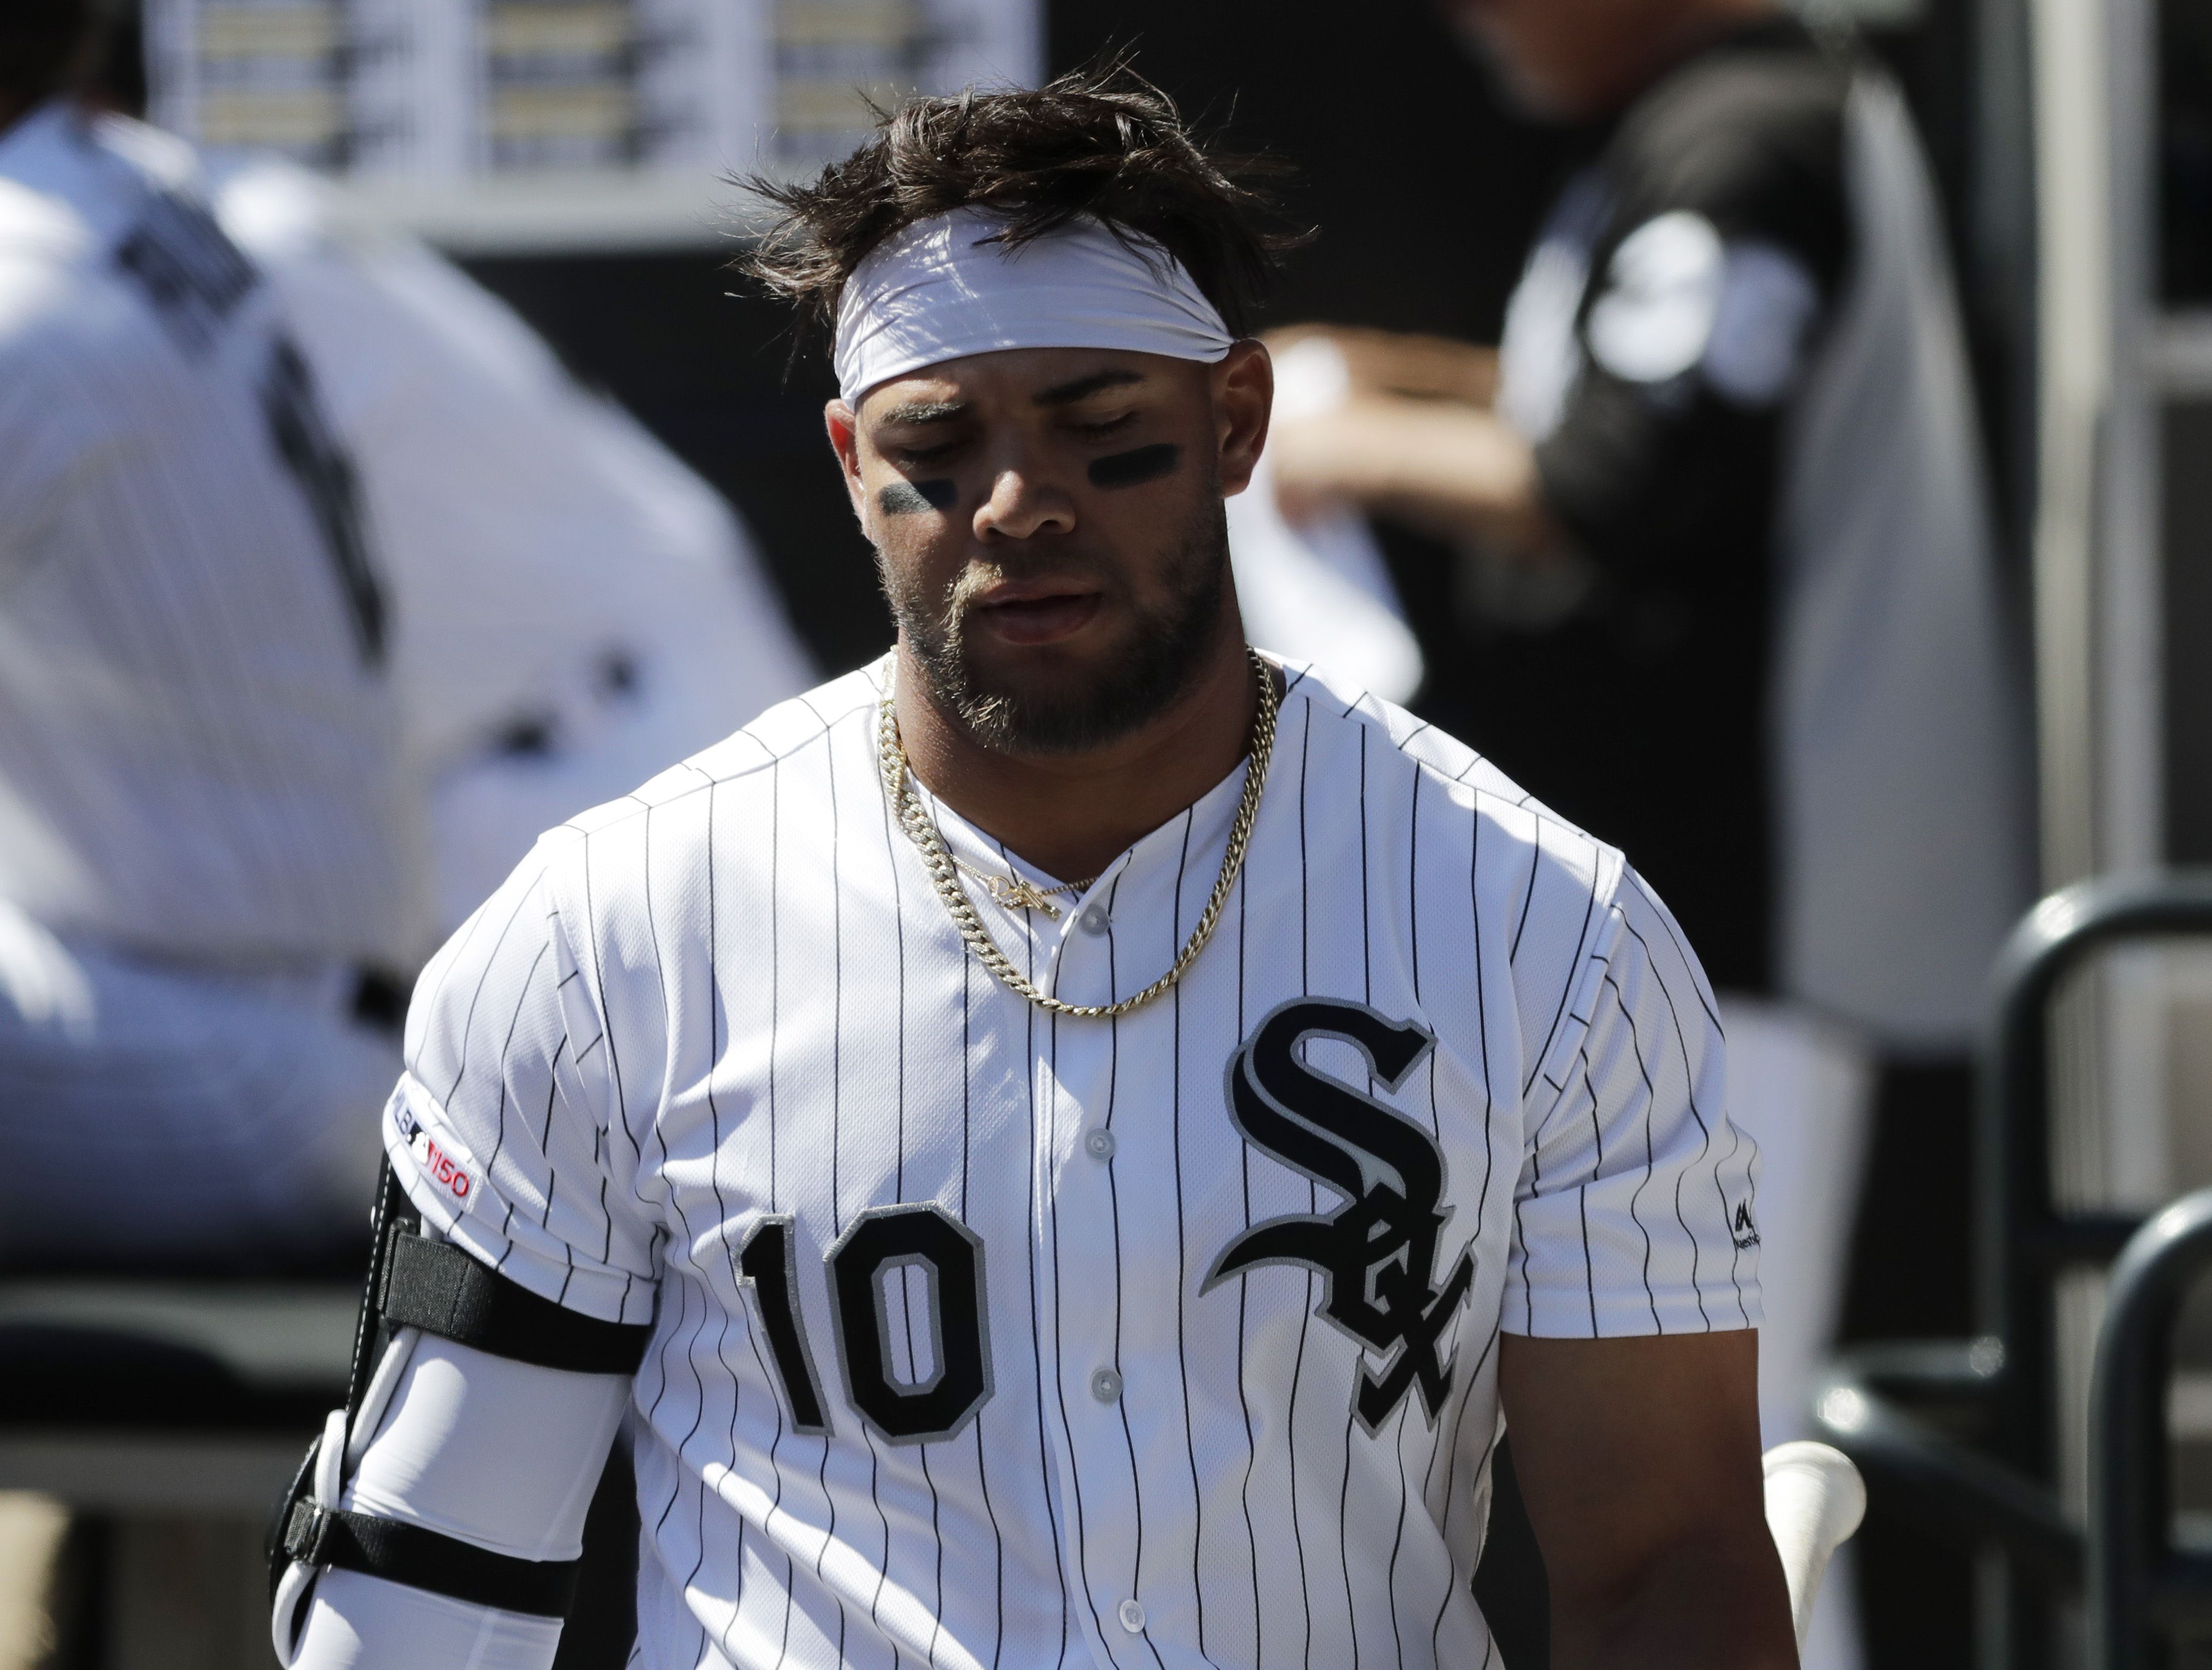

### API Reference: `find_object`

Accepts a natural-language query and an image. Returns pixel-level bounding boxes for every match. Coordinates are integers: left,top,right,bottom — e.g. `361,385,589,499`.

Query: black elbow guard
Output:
268,1161,654,1619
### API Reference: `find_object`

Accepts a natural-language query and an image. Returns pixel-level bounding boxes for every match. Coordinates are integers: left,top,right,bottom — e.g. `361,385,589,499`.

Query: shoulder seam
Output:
549,694,864,840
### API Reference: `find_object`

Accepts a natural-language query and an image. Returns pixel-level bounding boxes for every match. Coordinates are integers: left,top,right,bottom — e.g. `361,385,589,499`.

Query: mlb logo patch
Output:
393,1095,478,1206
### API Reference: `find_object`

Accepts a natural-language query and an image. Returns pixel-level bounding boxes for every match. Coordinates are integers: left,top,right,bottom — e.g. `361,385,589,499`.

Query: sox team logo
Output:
1207,999,1475,1432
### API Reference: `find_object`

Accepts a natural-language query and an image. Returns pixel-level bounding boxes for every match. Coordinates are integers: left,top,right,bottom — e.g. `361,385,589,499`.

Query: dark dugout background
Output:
434,7,1999,1667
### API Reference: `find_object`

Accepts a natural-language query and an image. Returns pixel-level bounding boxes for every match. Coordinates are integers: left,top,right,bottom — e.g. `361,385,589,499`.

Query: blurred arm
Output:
1266,394,1567,556
1265,323,1501,405
1499,1330,1796,1670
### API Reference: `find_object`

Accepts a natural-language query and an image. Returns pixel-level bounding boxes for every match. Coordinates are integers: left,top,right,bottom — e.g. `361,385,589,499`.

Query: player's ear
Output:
1212,340,1273,500
825,400,869,528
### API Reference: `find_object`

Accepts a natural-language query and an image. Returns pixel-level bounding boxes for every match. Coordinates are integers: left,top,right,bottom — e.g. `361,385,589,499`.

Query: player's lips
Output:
968,578,1104,645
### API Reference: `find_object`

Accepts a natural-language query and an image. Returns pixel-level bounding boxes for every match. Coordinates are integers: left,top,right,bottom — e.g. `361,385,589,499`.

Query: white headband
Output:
832,207,1236,408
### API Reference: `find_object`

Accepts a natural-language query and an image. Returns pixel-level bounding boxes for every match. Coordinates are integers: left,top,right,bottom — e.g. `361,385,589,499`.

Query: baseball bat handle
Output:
1761,1440,1867,1650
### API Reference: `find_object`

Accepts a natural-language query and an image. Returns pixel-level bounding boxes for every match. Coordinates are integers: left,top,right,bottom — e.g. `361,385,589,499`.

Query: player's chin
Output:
957,615,1152,717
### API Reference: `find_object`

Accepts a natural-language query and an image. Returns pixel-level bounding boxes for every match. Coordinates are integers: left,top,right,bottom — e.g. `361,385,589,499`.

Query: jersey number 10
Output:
738,1204,993,1446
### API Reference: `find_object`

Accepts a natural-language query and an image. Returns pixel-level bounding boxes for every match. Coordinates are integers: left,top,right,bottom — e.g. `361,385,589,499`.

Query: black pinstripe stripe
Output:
1288,694,1315,1670
1383,748,1427,1660
1520,836,1602,1097
1016,889,1077,1670
480,937,549,1256
1335,722,1369,1670
1164,809,1208,1656
1097,871,1169,1670
958,945,1010,1670
640,803,721,1572
1576,1042,1606,1334
1607,896,1749,1321
577,829,643,1318
876,726,946,1668
817,722,848,1668
1431,785,1502,1662
441,879,541,1106
1230,852,1264,1667
1044,1002,1114,1666
1517,936,1607,1334
1600,963,1700,1332
1716,1112,1758,1328
696,783,752,1632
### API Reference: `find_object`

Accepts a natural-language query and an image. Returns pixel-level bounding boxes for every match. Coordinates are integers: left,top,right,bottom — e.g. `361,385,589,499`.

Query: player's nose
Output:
973,463,1077,543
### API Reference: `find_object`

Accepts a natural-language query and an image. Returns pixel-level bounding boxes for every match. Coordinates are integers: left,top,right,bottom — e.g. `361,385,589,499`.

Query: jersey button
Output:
1078,905,1110,936
1117,1598,1146,1633
1084,1128,1116,1160
1090,1368,1123,1403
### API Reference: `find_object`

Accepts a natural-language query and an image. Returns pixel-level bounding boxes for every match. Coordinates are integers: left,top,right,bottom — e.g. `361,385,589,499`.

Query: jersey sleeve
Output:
1531,51,1852,572
385,832,661,1324
1503,866,1760,1337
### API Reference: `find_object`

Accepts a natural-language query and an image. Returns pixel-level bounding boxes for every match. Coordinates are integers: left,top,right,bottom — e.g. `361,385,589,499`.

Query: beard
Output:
880,497,1232,756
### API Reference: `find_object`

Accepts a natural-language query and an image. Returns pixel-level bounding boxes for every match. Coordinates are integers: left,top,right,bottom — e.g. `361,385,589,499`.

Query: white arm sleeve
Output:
284,1336,633,1670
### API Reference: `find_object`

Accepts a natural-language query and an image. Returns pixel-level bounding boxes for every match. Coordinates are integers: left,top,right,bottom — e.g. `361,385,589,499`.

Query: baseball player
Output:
273,66,1794,1670
208,156,818,932
0,0,423,1268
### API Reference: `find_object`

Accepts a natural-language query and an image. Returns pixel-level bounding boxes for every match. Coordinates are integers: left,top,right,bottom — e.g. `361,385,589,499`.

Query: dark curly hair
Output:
735,59,1303,343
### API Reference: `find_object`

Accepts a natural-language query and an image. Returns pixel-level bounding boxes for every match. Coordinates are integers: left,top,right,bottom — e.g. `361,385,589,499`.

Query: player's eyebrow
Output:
876,398,970,427
1032,369,1145,407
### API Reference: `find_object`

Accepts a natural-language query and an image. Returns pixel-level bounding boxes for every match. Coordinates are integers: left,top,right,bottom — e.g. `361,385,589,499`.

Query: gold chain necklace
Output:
879,647,1280,1019
944,856,1096,920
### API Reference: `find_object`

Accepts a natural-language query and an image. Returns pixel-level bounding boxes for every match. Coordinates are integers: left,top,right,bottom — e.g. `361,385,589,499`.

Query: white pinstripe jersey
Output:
0,106,417,965
389,657,1760,1670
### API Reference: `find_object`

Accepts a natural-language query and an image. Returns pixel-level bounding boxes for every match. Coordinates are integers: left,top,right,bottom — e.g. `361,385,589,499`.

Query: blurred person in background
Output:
1267,0,2028,1661
0,0,817,1272
0,0,420,1270
206,157,816,934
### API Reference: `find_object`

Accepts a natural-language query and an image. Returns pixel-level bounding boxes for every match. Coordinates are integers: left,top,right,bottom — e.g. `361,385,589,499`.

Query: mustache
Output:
943,552,1116,617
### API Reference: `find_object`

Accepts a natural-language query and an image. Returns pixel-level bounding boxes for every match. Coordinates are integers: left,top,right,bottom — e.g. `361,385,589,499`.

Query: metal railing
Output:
2090,1188,2212,1670
1812,871,2212,1667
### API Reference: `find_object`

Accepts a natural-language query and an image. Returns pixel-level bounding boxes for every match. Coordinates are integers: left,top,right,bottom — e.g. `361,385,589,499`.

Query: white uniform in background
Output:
288,658,1760,1670
1227,338,1425,704
0,105,421,1265
214,160,817,938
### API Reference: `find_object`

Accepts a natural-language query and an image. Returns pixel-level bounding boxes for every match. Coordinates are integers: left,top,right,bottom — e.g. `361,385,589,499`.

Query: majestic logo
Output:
1732,1201,1760,1251
1206,999,1475,1431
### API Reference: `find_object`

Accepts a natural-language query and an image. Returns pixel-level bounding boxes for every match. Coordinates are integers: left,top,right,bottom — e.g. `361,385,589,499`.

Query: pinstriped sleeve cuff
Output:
1507,1179,1762,1338
1501,866,1763,1338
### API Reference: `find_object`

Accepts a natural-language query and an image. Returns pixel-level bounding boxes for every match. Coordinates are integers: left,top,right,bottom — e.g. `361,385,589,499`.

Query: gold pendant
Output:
986,874,1062,918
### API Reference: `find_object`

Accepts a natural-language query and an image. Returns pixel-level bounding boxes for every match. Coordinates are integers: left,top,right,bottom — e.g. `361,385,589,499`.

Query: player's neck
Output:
892,622,1263,886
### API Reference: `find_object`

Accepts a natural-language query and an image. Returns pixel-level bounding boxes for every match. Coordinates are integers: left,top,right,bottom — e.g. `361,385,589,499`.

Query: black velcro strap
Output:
379,1234,652,1375
283,1502,578,1619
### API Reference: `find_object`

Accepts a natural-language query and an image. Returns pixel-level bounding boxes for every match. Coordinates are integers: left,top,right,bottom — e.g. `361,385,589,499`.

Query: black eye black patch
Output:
880,479,957,515
1087,443,1182,491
